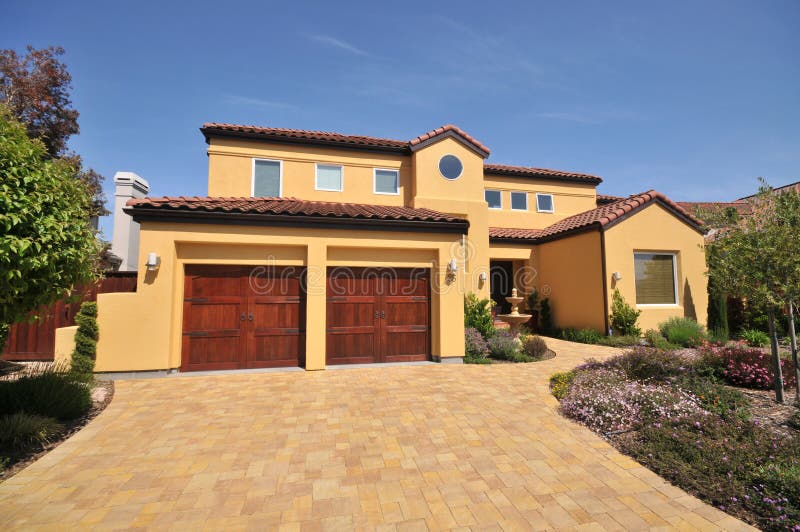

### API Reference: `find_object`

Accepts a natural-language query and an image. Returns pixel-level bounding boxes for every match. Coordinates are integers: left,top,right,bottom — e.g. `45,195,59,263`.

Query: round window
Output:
438,154,463,180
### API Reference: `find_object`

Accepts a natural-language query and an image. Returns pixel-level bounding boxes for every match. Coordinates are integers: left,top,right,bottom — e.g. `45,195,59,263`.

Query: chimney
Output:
110,172,150,271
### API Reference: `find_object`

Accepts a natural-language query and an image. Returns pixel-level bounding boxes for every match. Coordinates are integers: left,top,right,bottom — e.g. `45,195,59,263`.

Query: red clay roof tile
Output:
408,124,491,157
488,227,545,241
126,196,465,223
483,163,602,184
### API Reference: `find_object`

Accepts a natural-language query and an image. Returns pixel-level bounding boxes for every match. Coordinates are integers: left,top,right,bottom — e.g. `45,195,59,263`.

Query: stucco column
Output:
435,246,465,362
305,241,327,370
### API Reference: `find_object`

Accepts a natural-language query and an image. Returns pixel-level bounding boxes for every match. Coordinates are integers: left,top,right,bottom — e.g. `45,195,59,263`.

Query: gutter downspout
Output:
600,229,610,334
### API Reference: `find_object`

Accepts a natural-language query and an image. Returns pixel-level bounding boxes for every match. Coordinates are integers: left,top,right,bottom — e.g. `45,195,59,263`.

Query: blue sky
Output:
3,0,798,238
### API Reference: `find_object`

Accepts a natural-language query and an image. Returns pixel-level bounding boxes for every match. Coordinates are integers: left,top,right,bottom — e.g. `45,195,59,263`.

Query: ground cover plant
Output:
551,346,800,530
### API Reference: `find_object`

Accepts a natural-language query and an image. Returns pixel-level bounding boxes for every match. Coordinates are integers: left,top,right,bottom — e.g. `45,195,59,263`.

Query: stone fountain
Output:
497,288,532,336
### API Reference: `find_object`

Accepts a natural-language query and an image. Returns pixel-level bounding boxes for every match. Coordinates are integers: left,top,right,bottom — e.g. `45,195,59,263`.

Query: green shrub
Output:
487,330,521,360
0,412,63,450
707,283,729,342
560,328,603,344
644,329,676,349
71,301,99,376
0,372,91,420
788,409,800,431
582,347,690,382
675,375,751,421
539,298,553,335
550,370,577,400
597,335,642,347
526,290,538,313
508,352,535,363
464,293,495,339
522,335,548,359
609,289,641,337
658,316,707,347
740,328,770,348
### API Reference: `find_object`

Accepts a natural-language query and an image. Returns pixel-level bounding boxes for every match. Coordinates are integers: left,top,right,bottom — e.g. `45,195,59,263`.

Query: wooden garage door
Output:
326,268,430,365
182,265,306,371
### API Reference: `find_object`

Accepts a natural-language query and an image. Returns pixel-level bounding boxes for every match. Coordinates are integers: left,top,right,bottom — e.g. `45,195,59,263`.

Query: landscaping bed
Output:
0,364,113,482
550,344,800,530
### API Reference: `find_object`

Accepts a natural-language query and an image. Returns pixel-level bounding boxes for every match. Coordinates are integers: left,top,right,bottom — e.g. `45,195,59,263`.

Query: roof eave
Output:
409,130,490,159
483,168,602,185
200,127,411,154
124,207,470,234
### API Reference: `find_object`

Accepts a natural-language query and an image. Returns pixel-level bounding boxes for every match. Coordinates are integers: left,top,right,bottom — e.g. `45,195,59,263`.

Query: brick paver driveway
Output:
0,338,751,530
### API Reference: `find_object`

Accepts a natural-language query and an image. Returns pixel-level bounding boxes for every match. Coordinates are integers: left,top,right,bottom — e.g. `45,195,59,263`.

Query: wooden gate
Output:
2,272,138,361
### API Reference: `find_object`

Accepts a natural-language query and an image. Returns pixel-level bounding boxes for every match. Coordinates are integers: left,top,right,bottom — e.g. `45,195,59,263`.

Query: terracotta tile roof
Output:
489,190,704,244
676,201,753,217
737,179,800,200
596,193,624,205
409,124,490,157
488,227,544,241
126,196,466,224
201,123,409,151
483,163,602,184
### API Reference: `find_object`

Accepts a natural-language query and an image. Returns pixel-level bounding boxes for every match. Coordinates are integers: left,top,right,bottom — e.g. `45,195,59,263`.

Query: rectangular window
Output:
536,193,554,213
485,190,502,209
374,168,399,195
252,159,281,197
510,191,528,211
315,164,343,191
634,253,678,305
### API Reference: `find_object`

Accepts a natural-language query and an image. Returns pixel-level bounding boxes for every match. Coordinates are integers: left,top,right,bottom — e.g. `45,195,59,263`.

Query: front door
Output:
490,260,514,315
326,268,430,364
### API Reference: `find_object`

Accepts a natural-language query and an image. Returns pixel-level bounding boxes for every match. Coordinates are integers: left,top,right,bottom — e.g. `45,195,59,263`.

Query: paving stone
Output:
0,338,754,530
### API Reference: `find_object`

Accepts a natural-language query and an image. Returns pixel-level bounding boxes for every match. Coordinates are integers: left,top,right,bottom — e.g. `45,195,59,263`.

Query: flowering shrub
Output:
559,369,703,433
578,347,691,382
549,370,577,400
522,335,548,359
464,327,489,359
487,330,521,360
699,344,797,390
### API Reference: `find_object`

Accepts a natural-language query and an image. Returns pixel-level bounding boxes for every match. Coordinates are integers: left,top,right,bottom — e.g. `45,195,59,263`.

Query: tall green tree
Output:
0,105,100,349
707,180,800,403
0,46,105,217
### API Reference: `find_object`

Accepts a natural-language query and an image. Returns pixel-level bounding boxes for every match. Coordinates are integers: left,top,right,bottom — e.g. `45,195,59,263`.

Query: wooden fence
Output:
2,272,138,361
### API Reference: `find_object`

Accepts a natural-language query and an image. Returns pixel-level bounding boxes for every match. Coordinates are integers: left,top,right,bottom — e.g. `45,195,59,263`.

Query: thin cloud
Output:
308,34,370,57
223,94,297,110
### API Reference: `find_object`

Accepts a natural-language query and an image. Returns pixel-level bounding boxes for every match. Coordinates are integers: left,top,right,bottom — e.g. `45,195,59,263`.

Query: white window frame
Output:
536,193,555,213
633,252,679,307
510,191,528,211
251,158,283,197
485,189,503,209
315,163,344,192
373,168,400,196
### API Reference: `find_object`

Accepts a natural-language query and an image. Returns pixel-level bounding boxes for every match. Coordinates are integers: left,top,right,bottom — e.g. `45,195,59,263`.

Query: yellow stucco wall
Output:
533,230,607,332
94,221,467,373
483,176,596,229
207,137,413,206
53,325,77,366
603,203,708,332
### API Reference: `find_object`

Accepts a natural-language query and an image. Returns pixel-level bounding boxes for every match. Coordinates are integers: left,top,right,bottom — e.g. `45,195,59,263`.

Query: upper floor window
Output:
374,169,399,195
485,190,502,209
634,253,678,305
510,191,528,211
252,159,282,197
315,163,343,192
439,155,463,180
536,193,554,213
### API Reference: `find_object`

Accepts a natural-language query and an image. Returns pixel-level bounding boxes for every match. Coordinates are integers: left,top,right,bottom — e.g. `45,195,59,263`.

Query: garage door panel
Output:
383,300,428,326
185,302,243,331
327,330,378,364
384,275,429,297
327,301,377,328
251,300,303,329
250,332,305,368
248,268,305,297
382,331,428,361
184,334,244,370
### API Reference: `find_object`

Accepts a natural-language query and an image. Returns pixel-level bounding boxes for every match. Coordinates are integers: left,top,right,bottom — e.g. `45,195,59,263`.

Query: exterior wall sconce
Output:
612,271,622,282
146,252,160,271
448,259,458,273
478,271,487,282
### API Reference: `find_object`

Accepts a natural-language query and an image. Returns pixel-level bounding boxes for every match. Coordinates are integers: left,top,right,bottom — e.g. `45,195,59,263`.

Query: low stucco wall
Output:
53,325,77,367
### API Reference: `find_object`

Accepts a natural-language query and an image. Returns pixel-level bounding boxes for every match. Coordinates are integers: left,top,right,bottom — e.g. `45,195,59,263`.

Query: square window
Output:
485,190,502,209
536,193,554,213
316,164,343,191
510,192,528,210
374,169,399,195
634,253,677,305
253,159,281,197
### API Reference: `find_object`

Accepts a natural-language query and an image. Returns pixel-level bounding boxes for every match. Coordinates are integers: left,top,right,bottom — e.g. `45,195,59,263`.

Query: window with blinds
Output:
634,253,677,305
253,159,281,197
316,164,343,191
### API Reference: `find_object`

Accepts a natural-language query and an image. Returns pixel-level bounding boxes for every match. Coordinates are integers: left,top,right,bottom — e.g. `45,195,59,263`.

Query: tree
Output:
707,180,800,403
0,105,101,349
0,46,105,217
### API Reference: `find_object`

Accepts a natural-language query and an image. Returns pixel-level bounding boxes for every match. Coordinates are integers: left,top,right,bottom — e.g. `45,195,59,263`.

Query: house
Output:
69,123,708,373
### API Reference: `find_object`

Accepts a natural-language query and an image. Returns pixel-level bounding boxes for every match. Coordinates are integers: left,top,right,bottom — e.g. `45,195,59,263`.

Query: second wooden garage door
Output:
326,267,430,365
182,265,306,371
